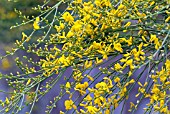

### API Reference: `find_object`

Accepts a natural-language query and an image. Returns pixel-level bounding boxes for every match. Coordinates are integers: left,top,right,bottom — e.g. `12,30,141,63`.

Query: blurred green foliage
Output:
0,0,57,43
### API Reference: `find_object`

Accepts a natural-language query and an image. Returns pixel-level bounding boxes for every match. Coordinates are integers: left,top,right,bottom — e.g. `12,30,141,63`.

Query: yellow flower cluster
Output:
3,0,169,113
35,0,169,113
63,77,135,113
145,59,170,113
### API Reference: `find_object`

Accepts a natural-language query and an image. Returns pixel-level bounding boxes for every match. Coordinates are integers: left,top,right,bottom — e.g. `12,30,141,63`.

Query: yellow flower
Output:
124,22,131,27
65,100,74,110
75,82,88,95
59,32,66,39
5,97,10,105
149,34,160,50
97,50,108,60
160,100,164,108
165,59,170,69
66,82,71,89
114,63,122,71
87,75,94,81
114,42,123,53
71,51,83,58
151,85,160,94
71,20,83,32
141,36,147,42
75,0,82,3
55,21,65,32
93,41,102,50
113,99,119,108
160,106,168,113
130,102,135,109
33,17,40,30
105,109,110,114
165,16,170,23
26,79,31,85
84,60,93,69
84,94,92,101
95,0,102,7
114,77,120,83
125,59,134,70
95,82,109,92
82,14,91,22
129,79,135,84
152,94,158,101
66,31,74,38
94,97,102,106
95,57,103,65
103,77,113,88
62,12,74,23
22,32,27,41
86,106,99,114
126,36,133,46
5,108,9,112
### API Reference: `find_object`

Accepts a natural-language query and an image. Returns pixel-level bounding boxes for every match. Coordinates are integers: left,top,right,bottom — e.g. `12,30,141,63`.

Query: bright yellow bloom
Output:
33,17,40,30
165,16,170,23
149,34,160,50
84,60,93,69
26,79,31,85
71,51,83,58
71,20,83,32
151,85,160,94
126,36,133,46
95,82,109,93
84,94,92,101
114,63,122,71
62,12,74,23
114,77,120,83
95,57,103,65
125,59,134,70
124,22,131,27
103,77,113,88
75,82,88,95
114,42,123,53
165,59,170,69
129,79,135,84
86,106,99,114
65,100,74,110
5,97,10,105
94,96,106,107
97,50,108,60
105,109,110,114
66,31,74,38
87,75,94,81
66,82,71,89
55,21,65,32
93,41,102,50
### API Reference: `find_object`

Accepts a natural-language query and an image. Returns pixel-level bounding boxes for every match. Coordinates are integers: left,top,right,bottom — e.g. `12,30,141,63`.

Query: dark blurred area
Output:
0,0,41,43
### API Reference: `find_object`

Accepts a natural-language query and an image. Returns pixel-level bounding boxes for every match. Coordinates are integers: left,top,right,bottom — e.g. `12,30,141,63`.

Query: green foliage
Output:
0,0,56,43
